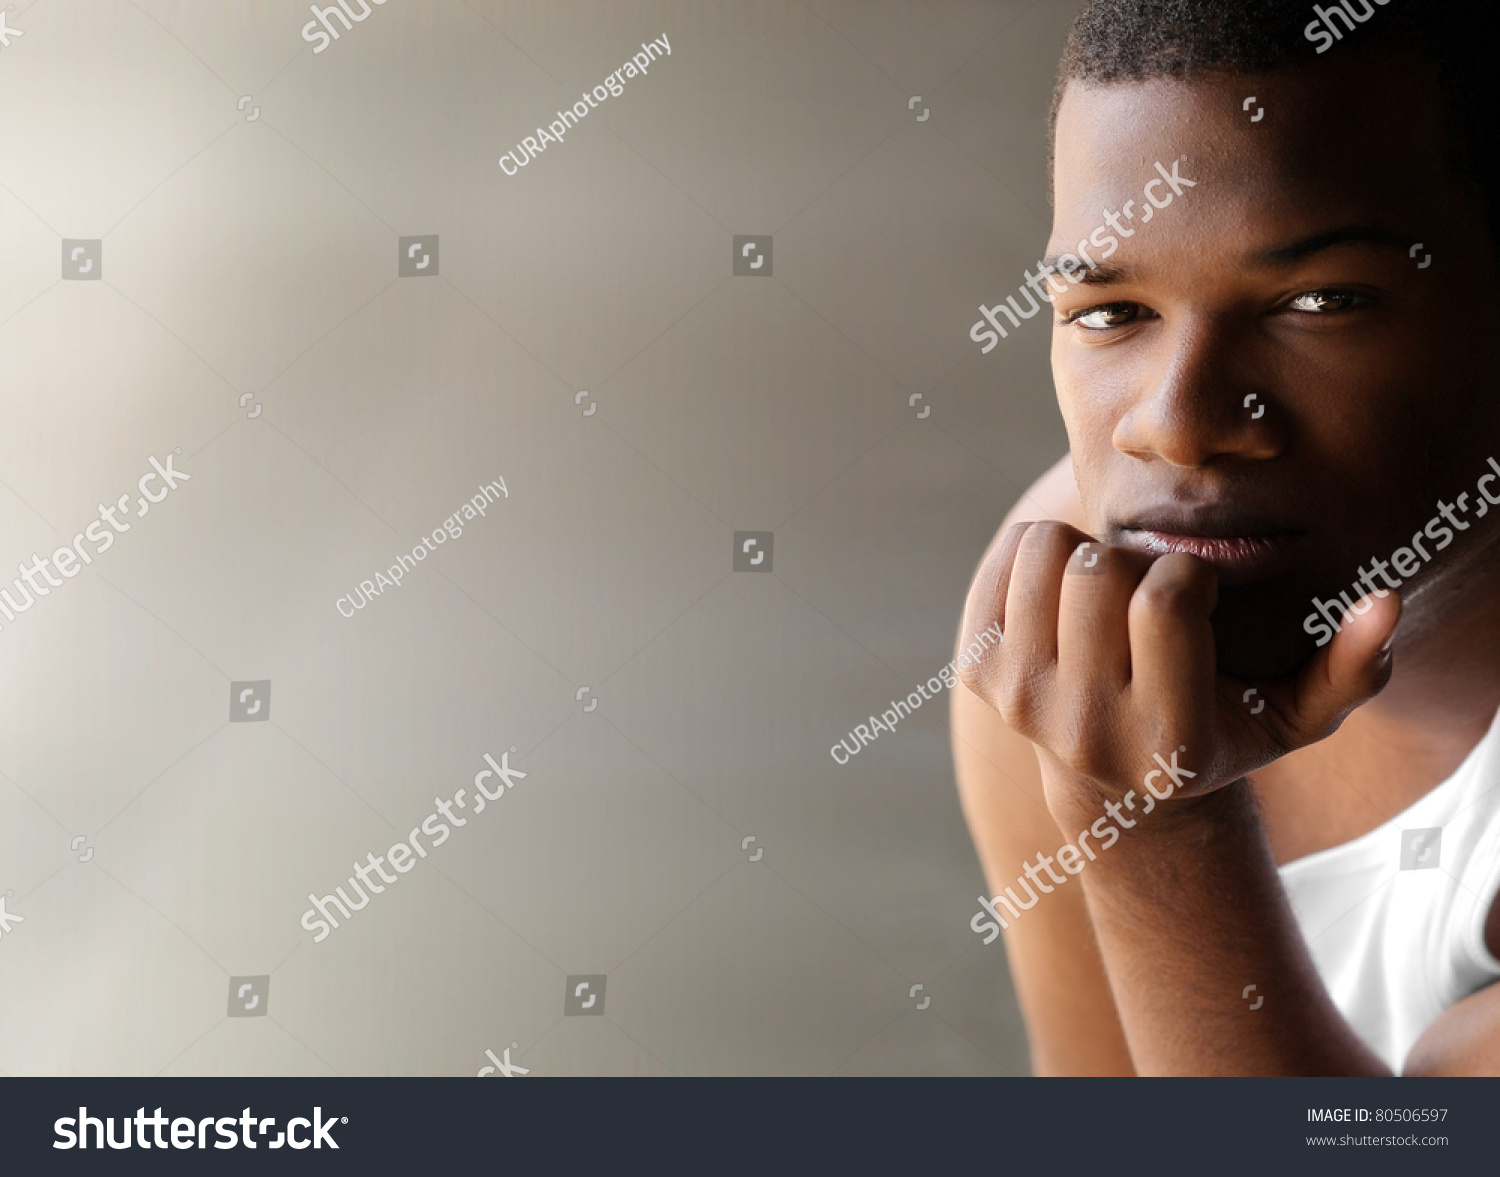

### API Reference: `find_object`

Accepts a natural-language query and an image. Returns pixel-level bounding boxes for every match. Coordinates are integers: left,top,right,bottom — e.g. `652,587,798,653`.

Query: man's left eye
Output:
1287,290,1364,313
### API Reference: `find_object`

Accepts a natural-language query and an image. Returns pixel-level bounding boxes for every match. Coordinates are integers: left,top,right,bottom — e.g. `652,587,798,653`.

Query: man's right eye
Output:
1066,303,1147,330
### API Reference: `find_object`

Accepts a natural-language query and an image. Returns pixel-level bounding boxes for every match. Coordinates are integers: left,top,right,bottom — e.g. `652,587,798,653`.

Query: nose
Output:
1111,316,1284,468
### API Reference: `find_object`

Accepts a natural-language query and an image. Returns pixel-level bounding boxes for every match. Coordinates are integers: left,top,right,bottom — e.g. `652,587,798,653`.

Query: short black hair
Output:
1052,0,1495,234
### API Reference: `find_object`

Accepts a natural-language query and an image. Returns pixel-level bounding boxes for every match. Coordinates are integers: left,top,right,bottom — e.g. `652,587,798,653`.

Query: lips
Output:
1113,521,1306,585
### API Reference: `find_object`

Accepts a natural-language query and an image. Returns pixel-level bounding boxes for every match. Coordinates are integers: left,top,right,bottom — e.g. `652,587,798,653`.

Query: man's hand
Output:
956,520,1404,1074
958,520,1401,823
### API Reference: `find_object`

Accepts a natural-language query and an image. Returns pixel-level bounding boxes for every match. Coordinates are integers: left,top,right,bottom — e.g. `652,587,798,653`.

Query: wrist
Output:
1039,755,1253,849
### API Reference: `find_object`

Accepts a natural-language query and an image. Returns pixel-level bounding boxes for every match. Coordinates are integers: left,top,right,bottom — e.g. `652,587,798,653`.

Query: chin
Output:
1210,585,1316,680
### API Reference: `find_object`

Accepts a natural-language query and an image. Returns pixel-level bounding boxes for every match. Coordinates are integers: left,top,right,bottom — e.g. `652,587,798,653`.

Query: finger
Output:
960,521,1033,648
957,522,1032,701
1126,553,1220,728
1280,589,1401,742
1057,540,1155,690
1003,521,1094,674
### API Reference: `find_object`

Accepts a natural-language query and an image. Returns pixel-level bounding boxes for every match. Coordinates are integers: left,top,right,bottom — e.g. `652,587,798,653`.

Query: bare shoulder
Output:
957,453,1091,621
1003,453,1090,536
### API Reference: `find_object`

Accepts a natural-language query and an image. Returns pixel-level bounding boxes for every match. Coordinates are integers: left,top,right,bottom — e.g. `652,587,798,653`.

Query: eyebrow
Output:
1040,225,1413,289
1039,257,1128,287
1249,225,1414,267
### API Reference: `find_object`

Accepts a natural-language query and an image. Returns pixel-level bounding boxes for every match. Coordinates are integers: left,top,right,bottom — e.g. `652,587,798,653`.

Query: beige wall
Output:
0,0,1082,1076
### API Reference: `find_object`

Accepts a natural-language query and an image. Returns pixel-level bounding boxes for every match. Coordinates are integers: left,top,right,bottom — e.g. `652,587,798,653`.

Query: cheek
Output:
1050,331,1084,436
1052,345,1122,458
1050,347,1144,525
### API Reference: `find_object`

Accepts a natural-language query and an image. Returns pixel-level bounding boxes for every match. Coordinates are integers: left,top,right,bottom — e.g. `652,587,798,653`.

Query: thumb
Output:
1285,590,1402,741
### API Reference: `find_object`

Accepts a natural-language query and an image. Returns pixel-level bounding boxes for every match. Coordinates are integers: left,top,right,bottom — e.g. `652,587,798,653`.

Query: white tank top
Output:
1279,705,1500,1071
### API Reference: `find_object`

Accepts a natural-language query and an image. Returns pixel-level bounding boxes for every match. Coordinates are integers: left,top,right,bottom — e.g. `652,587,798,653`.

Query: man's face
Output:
1048,52,1500,678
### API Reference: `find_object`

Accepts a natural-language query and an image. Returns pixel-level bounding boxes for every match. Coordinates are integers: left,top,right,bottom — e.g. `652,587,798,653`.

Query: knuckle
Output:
1058,695,1114,774
992,663,1039,733
956,656,989,698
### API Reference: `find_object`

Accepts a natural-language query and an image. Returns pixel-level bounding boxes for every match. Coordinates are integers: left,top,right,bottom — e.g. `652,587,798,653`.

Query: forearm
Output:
953,688,1136,1074
1054,777,1389,1076
1005,914,1136,1075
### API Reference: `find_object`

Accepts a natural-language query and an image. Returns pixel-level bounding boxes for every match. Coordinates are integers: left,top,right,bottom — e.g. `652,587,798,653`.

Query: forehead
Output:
1050,54,1457,253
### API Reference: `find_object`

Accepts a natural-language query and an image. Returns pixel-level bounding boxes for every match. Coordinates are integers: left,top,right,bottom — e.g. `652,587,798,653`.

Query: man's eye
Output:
1287,289,1363,313
1068,303,1144,330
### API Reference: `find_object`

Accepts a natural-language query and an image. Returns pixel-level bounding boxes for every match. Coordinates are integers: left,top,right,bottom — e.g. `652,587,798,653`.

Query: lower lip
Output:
1125,531,1302,583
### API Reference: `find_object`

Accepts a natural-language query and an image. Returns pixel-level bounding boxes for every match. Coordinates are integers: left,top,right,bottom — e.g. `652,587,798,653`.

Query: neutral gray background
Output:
0,0,1078,1076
